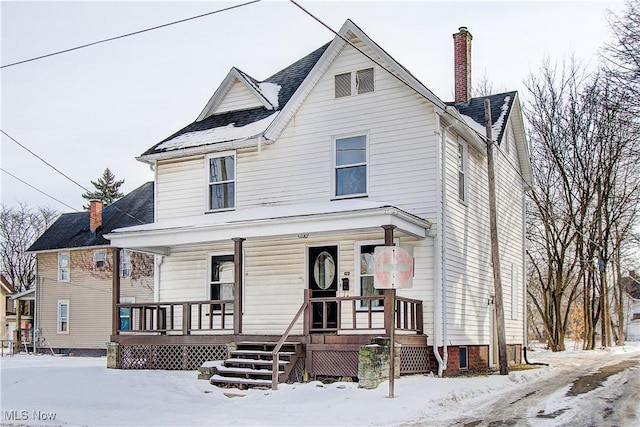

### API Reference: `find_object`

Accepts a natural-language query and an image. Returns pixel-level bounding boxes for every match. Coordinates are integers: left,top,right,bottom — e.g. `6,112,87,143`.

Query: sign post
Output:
374,245,414,398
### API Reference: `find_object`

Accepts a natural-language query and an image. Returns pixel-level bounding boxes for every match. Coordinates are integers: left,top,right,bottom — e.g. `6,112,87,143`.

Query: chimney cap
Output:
458,26,468,32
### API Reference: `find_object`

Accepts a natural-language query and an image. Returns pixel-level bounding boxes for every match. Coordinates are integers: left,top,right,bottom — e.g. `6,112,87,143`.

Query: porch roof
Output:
105,200,432,255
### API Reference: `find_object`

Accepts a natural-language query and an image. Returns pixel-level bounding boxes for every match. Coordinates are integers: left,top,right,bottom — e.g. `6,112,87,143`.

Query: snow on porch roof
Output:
106,200,432,254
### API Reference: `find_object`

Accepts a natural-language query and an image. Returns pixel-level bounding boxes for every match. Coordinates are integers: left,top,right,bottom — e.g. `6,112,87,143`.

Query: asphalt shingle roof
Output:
142,43,331,157
453,91,517,144
28,181,154,252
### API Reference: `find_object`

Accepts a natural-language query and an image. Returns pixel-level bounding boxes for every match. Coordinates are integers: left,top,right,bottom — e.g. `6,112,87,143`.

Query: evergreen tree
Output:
82,168,125,209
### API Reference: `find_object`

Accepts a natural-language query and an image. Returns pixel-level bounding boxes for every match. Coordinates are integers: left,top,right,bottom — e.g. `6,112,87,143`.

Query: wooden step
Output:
225,358,289,367
215,365,279,378
210,374,272,388
230,349,295,358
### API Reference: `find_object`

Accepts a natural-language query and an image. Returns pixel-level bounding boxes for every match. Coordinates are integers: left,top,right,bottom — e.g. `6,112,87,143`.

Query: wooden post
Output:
484,98,508,375
382,224,396,398
232,238,245,335
112,248,121,336
14,299,22,353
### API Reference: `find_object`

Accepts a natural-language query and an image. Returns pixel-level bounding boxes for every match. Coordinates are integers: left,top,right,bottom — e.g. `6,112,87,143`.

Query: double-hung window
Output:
207,153,235,211
120,249,131,278
356,242,384,310
58,252,70,282
210,255,234,311
334,134,367,197
458,139,468,203
94,250,106,270
57,300,69,333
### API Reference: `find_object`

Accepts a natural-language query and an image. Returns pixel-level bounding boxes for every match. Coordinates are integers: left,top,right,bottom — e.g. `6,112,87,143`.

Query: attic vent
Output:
335,73,351,98
356,68,374,94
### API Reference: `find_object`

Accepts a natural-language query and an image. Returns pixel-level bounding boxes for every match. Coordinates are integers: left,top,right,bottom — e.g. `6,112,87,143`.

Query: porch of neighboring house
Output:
9,288,36,354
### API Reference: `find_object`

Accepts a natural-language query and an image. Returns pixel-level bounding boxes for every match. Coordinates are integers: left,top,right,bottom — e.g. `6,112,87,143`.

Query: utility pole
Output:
485,98,508,375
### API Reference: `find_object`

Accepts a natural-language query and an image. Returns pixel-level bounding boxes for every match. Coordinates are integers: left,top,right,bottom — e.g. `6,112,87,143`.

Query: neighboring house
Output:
1,274,16,342
107,21,532,383
27,182,155,355
623,270,640,341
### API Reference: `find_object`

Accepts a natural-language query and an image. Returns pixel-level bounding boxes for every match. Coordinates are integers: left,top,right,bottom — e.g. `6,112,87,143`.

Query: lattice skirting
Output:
120,344,228,370
310,345,430,378
400,345,430,374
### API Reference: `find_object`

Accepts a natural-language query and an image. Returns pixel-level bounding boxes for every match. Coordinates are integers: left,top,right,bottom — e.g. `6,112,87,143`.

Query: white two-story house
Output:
107,21,532,384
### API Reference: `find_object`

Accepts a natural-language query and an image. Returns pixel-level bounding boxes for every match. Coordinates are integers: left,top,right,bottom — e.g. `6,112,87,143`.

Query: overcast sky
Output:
0,0,623,212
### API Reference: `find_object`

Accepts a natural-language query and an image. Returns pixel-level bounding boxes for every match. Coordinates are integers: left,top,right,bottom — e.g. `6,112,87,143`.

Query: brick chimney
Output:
89,200,103,234
453,26,472,104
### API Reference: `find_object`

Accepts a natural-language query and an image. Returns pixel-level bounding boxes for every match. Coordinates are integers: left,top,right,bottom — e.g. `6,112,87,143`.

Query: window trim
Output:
58,252,70,282
457,138,468,204
332,132,369,199
205,151,236,213
207,252,236,313
94,250,106,270
57,300,69,334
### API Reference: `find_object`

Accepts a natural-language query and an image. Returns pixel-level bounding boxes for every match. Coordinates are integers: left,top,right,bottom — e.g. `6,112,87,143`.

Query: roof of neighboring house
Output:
623,274,640,299
27,181,154,252
0,274,16,294
140,43,331,157
451,91,517,144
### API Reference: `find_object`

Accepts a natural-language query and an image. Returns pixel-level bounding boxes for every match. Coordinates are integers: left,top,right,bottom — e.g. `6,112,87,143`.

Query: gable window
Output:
94,250,106,270
458,139,468,203
57,300,69,334
207,153,235,211
357,243,384,310
334,134,367,197
120,249,131,278
58,252,70,282
334,68,374,98
210,255,234,311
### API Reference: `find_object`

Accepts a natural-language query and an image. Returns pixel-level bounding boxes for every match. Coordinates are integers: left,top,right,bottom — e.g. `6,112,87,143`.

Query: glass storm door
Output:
308,246,338,330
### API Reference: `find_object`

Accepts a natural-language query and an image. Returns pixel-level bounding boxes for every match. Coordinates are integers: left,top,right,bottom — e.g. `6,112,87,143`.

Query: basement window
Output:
459,346,469,370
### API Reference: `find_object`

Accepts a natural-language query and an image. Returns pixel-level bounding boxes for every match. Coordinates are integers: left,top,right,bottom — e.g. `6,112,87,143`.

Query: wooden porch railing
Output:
116,300,234,335
307,294,423,334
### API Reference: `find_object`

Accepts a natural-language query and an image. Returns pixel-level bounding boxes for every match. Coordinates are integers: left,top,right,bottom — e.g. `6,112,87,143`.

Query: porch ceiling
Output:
105,200,432,254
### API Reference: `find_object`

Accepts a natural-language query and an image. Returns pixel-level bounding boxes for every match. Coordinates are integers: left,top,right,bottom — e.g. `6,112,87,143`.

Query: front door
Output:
308,245,338,330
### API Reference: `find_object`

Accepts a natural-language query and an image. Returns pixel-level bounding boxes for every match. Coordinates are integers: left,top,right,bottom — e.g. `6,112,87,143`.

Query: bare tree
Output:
0,203,58,291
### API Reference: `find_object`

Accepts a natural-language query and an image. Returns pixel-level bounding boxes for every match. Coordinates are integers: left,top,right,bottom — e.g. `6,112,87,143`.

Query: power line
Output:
0,168,79,211
1,129,92,193
1,0,262,69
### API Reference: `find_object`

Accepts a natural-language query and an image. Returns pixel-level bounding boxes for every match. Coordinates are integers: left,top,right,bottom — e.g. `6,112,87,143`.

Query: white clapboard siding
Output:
214,80,263,114
156,156,205,220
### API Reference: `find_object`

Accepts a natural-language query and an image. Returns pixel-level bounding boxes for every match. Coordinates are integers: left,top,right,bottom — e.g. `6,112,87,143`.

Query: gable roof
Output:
28,181,154,252
139,43,330,160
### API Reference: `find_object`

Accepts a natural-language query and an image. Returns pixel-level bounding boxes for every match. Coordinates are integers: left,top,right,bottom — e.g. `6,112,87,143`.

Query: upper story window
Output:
458,139,468,203
334,134,368,198
94,250,106,270
207,153,235,211
334,68,374,98
58,252,70,282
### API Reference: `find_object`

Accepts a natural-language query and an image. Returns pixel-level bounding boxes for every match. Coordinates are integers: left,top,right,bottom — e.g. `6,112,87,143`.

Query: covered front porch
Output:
106,201,432,381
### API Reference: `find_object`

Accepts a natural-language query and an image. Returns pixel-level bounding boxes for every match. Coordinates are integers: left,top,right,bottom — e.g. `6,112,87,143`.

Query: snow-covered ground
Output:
1,344,639,427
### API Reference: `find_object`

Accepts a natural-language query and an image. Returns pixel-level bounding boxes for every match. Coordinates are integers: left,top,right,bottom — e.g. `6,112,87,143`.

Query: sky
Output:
1,345,639,426
0,0,624,213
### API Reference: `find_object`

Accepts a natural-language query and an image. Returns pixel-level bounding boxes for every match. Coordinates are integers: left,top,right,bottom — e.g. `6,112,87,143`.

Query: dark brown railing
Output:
307,294,423,334
116,300,234,335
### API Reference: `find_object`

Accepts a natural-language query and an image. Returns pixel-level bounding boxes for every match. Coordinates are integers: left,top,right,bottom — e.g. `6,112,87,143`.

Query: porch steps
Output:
208,340,303,389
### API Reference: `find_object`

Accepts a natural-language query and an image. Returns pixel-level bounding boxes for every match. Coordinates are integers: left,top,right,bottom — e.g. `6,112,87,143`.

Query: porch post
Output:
232,238,245,335
382,225,396,336
112,248,121,336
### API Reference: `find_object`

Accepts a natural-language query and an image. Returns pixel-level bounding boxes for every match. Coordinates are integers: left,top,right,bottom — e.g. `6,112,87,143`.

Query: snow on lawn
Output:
1,345,638,427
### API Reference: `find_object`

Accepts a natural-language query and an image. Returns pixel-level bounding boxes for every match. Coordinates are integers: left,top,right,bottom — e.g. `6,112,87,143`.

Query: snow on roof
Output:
258,82,281,109
460,114,487,135
459,95,511,140
155,112,279,152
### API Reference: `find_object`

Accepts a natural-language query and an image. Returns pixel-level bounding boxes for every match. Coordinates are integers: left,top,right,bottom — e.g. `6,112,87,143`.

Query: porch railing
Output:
307,294,423,334
116,300,234,335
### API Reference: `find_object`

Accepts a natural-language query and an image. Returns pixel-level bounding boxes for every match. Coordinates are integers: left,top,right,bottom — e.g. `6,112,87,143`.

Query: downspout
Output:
434,116,455,376
154,255,163,302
